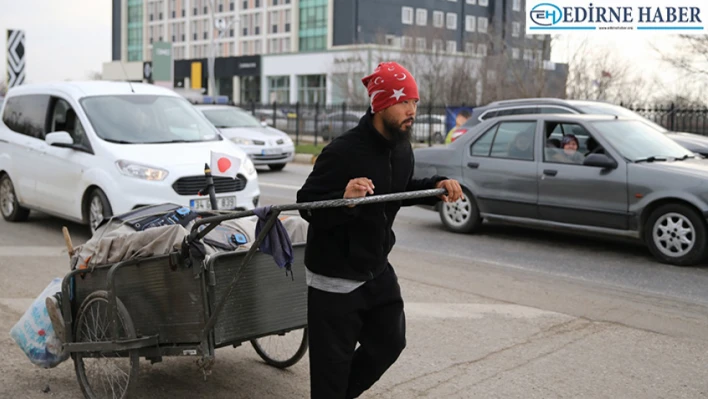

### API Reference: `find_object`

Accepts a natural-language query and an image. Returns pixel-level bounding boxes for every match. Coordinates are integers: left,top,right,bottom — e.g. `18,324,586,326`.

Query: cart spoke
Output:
74,292,138,399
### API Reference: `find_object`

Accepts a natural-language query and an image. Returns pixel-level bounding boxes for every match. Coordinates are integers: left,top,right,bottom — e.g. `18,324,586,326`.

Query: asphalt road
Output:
261,163,708,307
1,162,708,398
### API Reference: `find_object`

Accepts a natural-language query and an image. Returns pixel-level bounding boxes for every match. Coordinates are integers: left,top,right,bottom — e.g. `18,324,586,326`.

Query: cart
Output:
57,186,446,398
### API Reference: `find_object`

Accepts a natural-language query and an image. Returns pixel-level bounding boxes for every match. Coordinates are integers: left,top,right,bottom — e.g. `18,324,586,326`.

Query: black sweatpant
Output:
307,264,406,399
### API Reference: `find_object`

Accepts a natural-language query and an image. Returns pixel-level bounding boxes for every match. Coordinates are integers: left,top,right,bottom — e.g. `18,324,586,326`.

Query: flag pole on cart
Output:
199,163,219,210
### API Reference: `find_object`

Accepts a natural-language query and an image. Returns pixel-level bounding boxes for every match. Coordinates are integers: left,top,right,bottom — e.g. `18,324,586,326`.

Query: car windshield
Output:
80,95,220,144
201,108,262,128
591,119,694,162
574,103,669,133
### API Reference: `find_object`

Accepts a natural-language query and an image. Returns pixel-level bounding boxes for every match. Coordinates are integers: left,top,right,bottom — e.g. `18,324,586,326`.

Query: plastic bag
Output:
9,278,69,369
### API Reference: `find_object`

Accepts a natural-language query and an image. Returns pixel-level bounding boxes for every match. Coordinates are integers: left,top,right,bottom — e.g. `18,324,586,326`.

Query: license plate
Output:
190,196,236,211
262,148,281,155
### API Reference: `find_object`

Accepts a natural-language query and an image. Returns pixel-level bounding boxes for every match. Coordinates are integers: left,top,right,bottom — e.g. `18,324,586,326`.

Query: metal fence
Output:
235,102,458,146
622,103,708,135
231,101,708,147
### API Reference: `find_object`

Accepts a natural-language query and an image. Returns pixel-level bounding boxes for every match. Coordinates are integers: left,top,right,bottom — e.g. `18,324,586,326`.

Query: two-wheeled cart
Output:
58,188,446,398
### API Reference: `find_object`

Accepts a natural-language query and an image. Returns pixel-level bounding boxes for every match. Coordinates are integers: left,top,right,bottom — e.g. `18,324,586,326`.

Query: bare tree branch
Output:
651,35,708,79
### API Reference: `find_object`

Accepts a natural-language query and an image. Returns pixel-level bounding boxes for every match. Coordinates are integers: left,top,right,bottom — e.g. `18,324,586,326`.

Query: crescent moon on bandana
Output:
369,89,386,111
374,76,384,85
388,66,396,71
394,73,407,81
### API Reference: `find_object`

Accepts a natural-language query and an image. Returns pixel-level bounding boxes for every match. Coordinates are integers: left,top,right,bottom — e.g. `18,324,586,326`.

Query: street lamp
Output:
206,0,238,97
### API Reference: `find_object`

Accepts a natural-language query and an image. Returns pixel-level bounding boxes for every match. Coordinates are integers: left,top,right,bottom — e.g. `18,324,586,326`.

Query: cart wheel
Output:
250,327,308,369
73,291,139,399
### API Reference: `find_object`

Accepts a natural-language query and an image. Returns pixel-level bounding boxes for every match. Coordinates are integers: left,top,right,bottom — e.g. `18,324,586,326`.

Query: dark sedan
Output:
415,113,708,266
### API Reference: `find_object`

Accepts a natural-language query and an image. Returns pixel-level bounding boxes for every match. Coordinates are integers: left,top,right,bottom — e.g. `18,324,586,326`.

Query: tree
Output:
395,25,481,105
329,51,369,105
564,38,649,105
654,36,708,80
471,25,567,104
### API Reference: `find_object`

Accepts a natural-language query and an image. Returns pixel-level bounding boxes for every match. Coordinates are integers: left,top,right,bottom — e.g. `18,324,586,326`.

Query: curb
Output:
292,153,317,165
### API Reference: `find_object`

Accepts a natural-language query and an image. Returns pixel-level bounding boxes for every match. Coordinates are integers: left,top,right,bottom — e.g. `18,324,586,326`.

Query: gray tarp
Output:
70,214,308,270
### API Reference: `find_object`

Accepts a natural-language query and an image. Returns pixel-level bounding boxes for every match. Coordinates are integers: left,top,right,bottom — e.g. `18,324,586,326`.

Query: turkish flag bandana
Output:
361,62,419,114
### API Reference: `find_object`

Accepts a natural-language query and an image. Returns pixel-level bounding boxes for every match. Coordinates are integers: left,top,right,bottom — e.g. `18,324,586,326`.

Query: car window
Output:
498,107,537,116
1,94,51,140
201,107,262,128
479,110,498,120
470,124,497,156
543,122,600,165
81,95,220,144
490,121,536,160
591,119,692,161
470,121,536,161
539,106,575,114
49,97,91,150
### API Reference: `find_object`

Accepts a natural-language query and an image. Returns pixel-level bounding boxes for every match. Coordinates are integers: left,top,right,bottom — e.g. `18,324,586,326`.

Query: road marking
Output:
0,246,69,257
405,302,563,319
260,182,301,190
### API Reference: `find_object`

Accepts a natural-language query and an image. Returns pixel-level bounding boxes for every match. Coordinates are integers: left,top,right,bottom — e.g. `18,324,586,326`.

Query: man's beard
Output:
383,116,413,143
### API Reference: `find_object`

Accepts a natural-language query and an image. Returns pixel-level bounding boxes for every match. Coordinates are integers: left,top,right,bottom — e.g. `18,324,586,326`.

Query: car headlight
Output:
116,160,169,181
242,157,256,176
283,135,294,145
231,137,254,145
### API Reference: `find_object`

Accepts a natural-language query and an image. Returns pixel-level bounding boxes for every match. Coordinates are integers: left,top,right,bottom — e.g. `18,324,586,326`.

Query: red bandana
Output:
361,62,419,113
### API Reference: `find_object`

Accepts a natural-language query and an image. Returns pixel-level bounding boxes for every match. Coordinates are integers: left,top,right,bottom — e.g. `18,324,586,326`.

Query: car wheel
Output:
269,163,286,171
433,132,444,144
0,174,30,222
439,188,481,234
644,203,708,266
86,188,113,235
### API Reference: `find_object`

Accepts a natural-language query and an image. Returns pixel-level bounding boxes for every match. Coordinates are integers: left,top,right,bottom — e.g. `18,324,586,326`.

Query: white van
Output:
0,81,260,234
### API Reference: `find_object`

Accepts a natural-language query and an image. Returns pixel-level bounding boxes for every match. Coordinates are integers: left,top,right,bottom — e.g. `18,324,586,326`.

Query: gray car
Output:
448,98,708,156
414,113,708,266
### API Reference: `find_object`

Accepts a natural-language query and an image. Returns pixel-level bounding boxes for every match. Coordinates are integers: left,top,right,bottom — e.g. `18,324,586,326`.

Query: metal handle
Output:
543,169,558,176
467,162,479,169
188,188,448,241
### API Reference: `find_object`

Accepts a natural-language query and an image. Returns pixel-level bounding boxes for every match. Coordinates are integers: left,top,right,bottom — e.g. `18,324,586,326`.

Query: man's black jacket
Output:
296,109,447,281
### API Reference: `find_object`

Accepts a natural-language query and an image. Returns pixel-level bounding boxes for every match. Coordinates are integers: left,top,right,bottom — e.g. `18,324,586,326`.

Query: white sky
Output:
0,0,694,96
0,0,112,84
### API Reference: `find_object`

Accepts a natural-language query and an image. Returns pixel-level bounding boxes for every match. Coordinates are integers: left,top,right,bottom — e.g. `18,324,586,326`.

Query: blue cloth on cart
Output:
253,205,294,278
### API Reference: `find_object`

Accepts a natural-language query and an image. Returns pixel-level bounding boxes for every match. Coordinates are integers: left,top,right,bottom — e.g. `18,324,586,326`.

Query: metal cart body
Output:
57,187,445,398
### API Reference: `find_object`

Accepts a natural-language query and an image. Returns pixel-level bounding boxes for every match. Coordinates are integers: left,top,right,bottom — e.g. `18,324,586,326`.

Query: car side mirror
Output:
583,153,617,169
45,131,75,148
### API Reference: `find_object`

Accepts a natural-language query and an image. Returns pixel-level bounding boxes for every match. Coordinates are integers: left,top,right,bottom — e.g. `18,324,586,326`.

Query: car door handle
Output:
543,169,558,176
467,162,479,169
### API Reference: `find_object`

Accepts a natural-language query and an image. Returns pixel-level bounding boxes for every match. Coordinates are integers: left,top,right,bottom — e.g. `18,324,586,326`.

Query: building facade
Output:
104,0,567,105
332,0,551,65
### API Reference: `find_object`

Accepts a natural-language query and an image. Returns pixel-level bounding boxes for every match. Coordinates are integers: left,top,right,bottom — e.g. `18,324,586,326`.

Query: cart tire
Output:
250,327,308,369
73,291,139,399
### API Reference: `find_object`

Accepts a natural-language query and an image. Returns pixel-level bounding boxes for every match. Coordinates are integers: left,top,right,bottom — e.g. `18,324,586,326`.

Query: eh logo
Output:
530,3,563,26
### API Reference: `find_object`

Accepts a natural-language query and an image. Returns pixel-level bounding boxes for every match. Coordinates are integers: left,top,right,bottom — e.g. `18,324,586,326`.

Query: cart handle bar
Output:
188,187,448,242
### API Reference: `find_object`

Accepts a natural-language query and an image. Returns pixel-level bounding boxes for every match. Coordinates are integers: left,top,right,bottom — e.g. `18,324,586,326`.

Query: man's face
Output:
380,100,417,143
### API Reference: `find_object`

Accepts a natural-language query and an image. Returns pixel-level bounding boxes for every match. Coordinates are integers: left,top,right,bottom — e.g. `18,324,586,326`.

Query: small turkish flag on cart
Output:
210,151,242,179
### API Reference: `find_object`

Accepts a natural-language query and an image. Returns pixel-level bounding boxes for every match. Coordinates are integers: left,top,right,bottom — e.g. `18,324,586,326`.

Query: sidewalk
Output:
2,248,707,398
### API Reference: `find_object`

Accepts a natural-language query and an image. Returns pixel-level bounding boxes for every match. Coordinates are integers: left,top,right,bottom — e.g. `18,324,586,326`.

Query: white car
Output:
196,104,295,171
0,81,260,234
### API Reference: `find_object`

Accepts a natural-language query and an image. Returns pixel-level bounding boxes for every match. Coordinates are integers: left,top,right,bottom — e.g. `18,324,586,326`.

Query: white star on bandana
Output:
390,88,406,101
